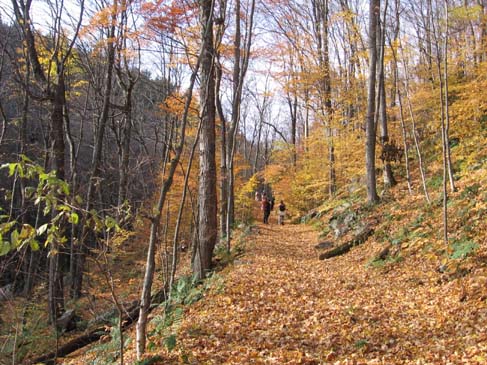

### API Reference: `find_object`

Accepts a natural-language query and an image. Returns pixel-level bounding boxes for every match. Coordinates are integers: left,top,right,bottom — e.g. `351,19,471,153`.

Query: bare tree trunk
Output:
366,0,380,203
216,61,228,238
442,1,456,193
400,43,431,203
214,0,227,239
397,89,412,194
117,87,134,212
225,0,255,249
136,42,203,356
169,120,202,294
438,0,451,245
193,0,217,280
72,9,116,299
377,0,396,189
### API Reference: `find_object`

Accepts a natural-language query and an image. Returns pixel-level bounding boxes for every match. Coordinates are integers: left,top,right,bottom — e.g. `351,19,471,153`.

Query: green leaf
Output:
29,239,40,251
164,334,177,352
0,221,16,234
69,212,79,225
11,230,19,248
0,241,10,256
104,216,118,230
60,181,70,196
20,154,32,163
7,163,18,177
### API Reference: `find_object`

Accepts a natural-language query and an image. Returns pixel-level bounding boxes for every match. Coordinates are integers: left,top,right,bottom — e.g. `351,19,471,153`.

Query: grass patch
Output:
450,238,478,260
367,255,404,269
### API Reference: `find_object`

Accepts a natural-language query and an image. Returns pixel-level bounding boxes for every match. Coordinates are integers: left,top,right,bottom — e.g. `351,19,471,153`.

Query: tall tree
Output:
312,0,336,198
225,0,256,249
366,0,380,203
377,0,396,188
193,0,218,280
11,0,84,322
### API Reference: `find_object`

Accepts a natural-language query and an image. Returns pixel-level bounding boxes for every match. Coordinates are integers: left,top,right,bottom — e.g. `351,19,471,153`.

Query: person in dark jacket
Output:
261,196,271,224
278,200,286,225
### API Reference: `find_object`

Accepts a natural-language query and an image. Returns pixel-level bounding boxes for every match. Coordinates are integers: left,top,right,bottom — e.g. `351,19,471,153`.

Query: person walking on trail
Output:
270,196,275,211
261,195,271,224
278,200,286,225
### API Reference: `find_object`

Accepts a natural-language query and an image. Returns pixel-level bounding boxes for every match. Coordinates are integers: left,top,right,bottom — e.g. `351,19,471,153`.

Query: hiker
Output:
278,200,286,225
261,195,271,224
255,191,261,201
270,196,275,211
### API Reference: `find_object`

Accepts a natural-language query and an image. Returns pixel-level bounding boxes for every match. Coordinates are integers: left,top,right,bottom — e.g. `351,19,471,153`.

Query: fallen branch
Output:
319,226,374,260
27,289,166,365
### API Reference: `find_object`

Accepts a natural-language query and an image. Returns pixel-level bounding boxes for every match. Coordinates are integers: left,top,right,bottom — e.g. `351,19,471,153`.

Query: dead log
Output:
27,289,166,365
319,226,374,260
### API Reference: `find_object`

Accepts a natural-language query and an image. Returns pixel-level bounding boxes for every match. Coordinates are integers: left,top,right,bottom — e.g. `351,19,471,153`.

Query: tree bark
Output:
193,0,218,280
365,0,380,203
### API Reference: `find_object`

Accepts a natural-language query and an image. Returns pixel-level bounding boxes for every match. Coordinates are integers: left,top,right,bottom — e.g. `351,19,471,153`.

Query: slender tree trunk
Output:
377,1,396,189
117,85,134,213
216,61,228,239
366,0,380,203
48,69,68,324
442,1,456,193
400,42,431,203
214,0,228,239
169,121,202,294
72,17,116,299
439,0,450,245
225,0,255,236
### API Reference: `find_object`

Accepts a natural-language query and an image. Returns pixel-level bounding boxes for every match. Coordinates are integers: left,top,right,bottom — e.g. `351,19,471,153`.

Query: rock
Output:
315,241,334,250
319,225,374,260
328,204,357,238
342,211,356,226
56,309,77,332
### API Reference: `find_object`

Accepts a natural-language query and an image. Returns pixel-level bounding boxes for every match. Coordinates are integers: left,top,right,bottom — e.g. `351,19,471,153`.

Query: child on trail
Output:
278,200,286,225
261,195,271,224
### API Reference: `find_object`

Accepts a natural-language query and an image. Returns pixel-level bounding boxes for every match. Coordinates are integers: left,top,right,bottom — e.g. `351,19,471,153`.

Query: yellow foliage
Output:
235,174,259,224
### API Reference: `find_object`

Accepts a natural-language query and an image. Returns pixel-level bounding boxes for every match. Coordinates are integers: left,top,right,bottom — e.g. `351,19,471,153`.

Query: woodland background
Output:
0,0,487,363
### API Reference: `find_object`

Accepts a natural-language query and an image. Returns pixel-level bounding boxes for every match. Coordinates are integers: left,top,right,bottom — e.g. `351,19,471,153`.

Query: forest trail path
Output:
158,219,485,364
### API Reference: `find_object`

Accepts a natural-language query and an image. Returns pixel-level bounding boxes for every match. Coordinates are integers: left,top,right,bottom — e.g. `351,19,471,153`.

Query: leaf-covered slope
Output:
142,219,487,364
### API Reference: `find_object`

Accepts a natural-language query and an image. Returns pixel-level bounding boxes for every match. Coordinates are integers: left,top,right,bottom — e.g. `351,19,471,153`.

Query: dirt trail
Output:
154,218,487,364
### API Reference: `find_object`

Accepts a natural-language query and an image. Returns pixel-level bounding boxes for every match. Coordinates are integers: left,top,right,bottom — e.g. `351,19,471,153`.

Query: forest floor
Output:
121,210,487,364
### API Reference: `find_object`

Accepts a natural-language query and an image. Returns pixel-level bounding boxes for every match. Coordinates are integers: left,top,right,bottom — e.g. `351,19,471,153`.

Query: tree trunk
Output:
377,1,396,189
400,44,431,203
216,61,228,239
365,0,380,203
397,89,412,194
193,0,217,280
136,72,198,356
72,18,116,299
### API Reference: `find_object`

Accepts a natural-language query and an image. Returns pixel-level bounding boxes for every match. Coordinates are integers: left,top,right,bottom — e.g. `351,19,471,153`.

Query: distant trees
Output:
0,0,174,325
